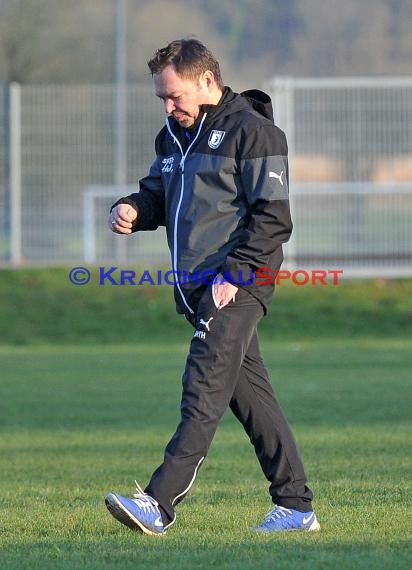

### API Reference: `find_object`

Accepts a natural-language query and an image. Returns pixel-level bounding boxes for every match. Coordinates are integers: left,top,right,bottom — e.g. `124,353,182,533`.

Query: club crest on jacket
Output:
208,130,225,149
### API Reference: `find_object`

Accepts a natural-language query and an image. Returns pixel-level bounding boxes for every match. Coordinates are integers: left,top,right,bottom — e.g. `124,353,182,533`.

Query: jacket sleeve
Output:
221,123,292,277
111,156,166,231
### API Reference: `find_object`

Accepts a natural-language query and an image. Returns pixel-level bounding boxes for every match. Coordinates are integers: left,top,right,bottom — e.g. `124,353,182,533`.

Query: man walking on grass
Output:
105,38,320,535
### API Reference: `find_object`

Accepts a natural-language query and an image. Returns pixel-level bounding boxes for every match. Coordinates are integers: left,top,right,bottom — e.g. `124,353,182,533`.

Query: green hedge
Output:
0,268,411,345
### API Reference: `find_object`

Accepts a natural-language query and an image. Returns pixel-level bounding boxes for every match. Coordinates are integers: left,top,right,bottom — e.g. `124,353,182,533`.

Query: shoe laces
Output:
264,505,293,524
132,481,160,514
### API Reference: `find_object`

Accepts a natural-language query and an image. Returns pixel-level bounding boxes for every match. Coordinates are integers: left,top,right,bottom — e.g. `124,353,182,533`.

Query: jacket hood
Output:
239,89,274,122
199,86,275,125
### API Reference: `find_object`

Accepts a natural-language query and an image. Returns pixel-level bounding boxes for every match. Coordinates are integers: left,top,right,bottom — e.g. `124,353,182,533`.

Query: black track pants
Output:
145,286,313,528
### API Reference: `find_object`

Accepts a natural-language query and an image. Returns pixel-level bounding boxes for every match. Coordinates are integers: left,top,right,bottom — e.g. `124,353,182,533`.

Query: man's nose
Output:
165,98,175,114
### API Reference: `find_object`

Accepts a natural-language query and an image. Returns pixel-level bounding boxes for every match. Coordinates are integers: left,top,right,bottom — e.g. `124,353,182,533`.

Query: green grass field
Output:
0,270,411,568
1,339,411,569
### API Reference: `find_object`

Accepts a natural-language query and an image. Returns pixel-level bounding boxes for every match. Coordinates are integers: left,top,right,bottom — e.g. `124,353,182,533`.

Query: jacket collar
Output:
167,86,275,145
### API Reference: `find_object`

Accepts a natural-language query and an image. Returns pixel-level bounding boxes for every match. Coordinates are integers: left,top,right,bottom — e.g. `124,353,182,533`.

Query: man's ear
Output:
203,70,215,91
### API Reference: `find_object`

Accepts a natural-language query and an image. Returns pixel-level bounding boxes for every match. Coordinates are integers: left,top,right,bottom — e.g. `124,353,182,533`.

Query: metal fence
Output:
3,83,166,266
1,78,412,275
267,77,412,275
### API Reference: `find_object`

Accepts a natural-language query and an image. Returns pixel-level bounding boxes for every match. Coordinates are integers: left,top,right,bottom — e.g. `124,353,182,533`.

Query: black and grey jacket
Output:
113,87,292,317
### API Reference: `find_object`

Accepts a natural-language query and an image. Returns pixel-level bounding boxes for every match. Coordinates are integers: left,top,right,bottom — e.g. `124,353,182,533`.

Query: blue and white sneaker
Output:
255,505,320,532
105,482,165,535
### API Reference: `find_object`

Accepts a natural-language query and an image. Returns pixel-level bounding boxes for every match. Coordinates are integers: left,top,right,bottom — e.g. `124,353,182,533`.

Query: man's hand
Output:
212,273,238,309
108,204,138,234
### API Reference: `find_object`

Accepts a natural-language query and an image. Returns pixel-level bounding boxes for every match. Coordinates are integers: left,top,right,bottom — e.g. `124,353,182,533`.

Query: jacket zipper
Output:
166,113,208,314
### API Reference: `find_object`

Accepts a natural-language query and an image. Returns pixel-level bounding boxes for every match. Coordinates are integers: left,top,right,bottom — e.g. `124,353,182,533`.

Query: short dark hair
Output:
148,38,224,89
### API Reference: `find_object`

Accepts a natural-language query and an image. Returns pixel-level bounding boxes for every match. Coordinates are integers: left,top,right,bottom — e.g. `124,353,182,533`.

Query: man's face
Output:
154,65,212,128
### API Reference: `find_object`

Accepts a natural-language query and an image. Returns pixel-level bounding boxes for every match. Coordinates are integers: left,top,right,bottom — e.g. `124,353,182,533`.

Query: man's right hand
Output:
108,204,138,234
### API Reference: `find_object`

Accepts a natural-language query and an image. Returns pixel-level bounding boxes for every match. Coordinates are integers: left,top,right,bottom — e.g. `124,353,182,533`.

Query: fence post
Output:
266,76,297,270
83,187,96,263
9,82,22,265
284,78,297,271
114,0,127,264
